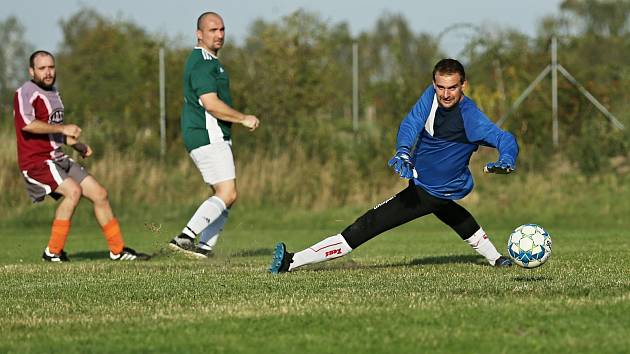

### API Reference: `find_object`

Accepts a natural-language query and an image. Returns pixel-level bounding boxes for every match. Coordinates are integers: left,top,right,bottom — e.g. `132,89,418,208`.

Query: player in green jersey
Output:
169,12,260,258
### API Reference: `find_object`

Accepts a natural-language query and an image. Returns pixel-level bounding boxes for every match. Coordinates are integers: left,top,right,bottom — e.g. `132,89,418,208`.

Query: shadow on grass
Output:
369,254,485,269
405,254,483,266
512,275,549,282
69,250,109,261
306,254,487,272
230,248,273,257
70,250,159,261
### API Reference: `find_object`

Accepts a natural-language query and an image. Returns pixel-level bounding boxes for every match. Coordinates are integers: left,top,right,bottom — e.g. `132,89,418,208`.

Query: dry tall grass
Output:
2,125,628,226
0,126,404,220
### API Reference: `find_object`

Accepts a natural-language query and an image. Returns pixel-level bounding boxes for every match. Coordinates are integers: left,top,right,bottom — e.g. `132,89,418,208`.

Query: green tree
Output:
544,0,630,173
560,0,630,36
56,8,165,156
0,16,32,125
221,10,356,158
357,13,442,126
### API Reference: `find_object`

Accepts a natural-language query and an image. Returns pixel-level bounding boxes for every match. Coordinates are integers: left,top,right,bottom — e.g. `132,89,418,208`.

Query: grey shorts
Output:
21,158,89,202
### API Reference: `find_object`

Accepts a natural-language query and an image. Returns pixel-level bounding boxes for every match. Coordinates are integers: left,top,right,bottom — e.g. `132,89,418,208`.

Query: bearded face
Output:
29,54,56,89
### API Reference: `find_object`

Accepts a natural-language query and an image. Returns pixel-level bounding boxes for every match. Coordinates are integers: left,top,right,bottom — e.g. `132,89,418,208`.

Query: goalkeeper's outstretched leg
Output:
269,183,433,273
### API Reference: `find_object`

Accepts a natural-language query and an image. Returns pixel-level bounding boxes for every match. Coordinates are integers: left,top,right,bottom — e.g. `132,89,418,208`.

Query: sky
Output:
4,0,563,57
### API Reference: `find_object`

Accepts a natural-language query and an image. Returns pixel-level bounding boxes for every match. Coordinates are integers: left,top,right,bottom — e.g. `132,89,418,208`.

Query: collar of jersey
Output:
195,46,218,59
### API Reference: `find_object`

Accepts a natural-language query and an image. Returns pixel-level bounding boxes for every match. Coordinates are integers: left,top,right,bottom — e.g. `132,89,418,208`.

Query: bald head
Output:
197,12,222,30
196,12,225,55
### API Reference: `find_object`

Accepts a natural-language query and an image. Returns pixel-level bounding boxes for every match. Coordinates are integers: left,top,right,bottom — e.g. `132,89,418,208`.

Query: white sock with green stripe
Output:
182,196,226,238
464,228,501,265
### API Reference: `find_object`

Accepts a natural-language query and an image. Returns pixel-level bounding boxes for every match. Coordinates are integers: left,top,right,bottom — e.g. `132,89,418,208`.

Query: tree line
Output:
1,0,629,177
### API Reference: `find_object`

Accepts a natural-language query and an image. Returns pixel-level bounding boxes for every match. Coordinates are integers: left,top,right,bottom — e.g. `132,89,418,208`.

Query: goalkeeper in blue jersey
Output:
269,58,518,273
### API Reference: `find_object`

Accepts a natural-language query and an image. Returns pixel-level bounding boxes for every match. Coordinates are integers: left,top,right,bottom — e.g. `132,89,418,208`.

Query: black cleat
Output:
269,242,293,274
42,248,70,262
191,242,214,258
110,247,151,261
494,256,513,267
168,233,206,259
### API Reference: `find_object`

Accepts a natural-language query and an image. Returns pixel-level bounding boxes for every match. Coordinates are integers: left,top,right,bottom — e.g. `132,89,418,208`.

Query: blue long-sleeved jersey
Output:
396,85,519,200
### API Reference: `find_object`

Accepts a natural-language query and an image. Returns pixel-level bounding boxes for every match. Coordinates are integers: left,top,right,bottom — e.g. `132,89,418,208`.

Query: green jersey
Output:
181,47,234,152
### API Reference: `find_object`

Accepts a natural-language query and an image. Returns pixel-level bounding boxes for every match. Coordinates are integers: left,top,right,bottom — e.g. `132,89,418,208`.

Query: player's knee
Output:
356,209,377,230
93,186,109,203
214,183,237,207
224,189,237,207
341,210,376,249
66,185,82,204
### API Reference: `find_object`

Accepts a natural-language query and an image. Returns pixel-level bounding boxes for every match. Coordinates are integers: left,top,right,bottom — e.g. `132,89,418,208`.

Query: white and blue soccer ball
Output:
507,224,552,268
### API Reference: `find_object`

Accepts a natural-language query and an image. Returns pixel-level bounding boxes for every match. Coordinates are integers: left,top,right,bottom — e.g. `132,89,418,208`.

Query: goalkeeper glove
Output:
484,160,515,174
388,149,418,179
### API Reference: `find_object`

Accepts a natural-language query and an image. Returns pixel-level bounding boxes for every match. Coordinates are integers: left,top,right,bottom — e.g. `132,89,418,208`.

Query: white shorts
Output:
189,141,235,185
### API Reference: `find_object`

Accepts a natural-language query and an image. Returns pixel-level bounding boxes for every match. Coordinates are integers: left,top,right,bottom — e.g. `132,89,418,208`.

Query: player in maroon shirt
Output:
14,50,148,262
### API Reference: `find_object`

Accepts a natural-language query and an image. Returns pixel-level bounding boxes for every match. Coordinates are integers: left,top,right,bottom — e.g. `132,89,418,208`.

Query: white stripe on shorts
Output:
46,160,65,185
22,171,52,194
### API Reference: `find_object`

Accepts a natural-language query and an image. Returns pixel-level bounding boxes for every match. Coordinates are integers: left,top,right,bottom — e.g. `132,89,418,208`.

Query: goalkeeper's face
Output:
197,14,225,54
433,72,465,109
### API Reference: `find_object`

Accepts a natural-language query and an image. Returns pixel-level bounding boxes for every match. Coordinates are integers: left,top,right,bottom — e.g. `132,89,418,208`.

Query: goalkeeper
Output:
270,58,518,273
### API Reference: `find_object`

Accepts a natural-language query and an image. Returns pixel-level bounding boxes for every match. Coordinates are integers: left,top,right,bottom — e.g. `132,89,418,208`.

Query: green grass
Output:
0,208,628,354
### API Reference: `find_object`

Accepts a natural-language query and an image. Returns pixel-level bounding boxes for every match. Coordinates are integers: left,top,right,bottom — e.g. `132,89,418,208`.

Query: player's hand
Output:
484,160,515,174
241,115,260,131
388,150,418,179
61,124,82,139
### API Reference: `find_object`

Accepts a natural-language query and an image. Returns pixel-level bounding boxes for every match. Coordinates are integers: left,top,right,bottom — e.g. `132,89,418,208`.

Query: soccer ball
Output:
507,224,552,268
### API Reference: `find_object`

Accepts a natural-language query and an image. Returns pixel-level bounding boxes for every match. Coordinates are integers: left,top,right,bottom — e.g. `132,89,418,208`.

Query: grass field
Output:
0,206,628,354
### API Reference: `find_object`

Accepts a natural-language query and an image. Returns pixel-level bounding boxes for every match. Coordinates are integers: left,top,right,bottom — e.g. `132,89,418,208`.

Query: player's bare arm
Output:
22,120,82,139
199,92,260,131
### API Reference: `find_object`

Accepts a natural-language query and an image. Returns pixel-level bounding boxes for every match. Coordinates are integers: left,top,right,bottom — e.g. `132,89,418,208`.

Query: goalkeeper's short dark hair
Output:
433,58,466,83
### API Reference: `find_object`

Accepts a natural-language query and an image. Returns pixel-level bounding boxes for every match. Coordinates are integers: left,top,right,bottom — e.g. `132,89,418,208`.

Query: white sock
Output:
464,227,501,265
182,196,226,238
289,234,353,271
199,210,229,249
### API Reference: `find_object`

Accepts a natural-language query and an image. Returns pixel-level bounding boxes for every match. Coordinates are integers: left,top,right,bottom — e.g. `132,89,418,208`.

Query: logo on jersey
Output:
48,108,64,125
325,248,342,257
219,67,225,73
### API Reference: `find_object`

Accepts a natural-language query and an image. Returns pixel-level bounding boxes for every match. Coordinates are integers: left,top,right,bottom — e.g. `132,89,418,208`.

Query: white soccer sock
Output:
182,196,227,238
289,234,353,271
464,228,501,265
199,210,229,249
